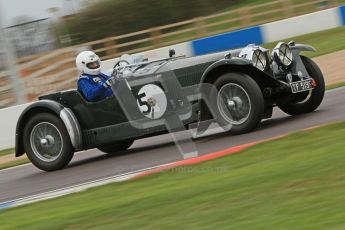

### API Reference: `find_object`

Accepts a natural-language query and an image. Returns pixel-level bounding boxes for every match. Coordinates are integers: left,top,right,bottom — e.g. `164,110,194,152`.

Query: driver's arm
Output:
78,78,109,101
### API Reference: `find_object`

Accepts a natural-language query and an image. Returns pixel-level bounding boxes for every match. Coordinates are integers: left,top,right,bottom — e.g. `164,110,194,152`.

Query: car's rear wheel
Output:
214,72,264,134
278,56,325,115
98,140,134,155
23,113,74,171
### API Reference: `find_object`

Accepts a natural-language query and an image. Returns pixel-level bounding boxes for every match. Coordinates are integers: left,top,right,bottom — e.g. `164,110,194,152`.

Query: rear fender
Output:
15,100,82,157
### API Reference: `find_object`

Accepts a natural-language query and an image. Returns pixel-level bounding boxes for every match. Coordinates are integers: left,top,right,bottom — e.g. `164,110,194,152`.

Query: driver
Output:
76,51,113,102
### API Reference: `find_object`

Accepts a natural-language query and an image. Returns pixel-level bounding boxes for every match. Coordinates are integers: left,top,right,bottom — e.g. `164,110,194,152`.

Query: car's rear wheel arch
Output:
23,112,74,171
16,107,60,157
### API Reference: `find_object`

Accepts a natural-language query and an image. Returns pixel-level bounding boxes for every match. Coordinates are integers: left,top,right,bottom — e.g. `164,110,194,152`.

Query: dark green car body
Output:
15,49,288,157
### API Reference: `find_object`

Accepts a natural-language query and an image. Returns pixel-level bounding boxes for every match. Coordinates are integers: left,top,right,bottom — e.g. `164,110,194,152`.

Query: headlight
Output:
239,45,267,71
252,49,267,71
272,42,293,67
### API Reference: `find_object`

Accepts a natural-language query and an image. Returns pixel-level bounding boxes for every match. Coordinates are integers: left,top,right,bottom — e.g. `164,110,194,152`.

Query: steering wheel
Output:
113,60,130,69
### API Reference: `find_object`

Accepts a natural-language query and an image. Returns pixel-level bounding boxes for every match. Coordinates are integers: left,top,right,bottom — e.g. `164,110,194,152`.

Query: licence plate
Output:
290,79,314,94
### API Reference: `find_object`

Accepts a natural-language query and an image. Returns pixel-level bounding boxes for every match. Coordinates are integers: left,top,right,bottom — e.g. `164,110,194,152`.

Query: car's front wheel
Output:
278,56,325,115
214,72,264,134
97,140,134,155
23,113,74,171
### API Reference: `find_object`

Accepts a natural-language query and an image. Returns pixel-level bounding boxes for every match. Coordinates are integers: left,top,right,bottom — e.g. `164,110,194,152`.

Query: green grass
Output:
326,81,345,90
0,158,29,170
0,148,29,170
1,122,345,229
262,27,345,58
0,148,14,157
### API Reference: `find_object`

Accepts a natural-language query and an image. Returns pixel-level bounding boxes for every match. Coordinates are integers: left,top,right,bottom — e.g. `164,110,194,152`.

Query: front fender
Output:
200,57,252,83
291,43,316,54
200,57,283,87
290,44,316,79
196,57,284,133
15,100,82,157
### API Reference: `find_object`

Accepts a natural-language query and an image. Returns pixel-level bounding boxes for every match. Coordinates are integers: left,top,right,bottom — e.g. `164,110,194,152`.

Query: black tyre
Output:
278,56,325,115
97,140,134,154
23,113,74,171
214,72,264,134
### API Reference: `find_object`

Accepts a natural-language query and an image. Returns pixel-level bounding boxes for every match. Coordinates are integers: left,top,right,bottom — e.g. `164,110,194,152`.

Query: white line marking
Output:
0,162,174,209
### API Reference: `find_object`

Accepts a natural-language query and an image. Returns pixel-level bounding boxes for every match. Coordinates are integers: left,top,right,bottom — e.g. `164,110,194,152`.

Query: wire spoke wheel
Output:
294,90,312,104
30,122,64,162
217,83,251,125
24,113,74,171
278,56,325,115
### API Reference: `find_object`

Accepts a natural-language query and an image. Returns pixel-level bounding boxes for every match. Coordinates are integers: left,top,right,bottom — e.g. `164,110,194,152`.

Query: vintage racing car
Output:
15,41,325,171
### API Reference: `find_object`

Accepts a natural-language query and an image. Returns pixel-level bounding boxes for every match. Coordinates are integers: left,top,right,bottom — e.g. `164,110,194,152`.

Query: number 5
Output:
137,93,151,114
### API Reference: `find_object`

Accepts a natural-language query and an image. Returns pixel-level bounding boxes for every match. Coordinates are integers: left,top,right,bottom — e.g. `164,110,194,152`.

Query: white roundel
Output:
137,84,167,119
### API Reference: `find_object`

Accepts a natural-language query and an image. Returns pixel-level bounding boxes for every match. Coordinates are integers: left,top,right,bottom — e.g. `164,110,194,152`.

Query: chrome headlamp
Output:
239,45,267,71
272,42,293,67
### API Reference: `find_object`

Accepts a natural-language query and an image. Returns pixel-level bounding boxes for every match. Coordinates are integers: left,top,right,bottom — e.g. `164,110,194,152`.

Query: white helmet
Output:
76,51,101,75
